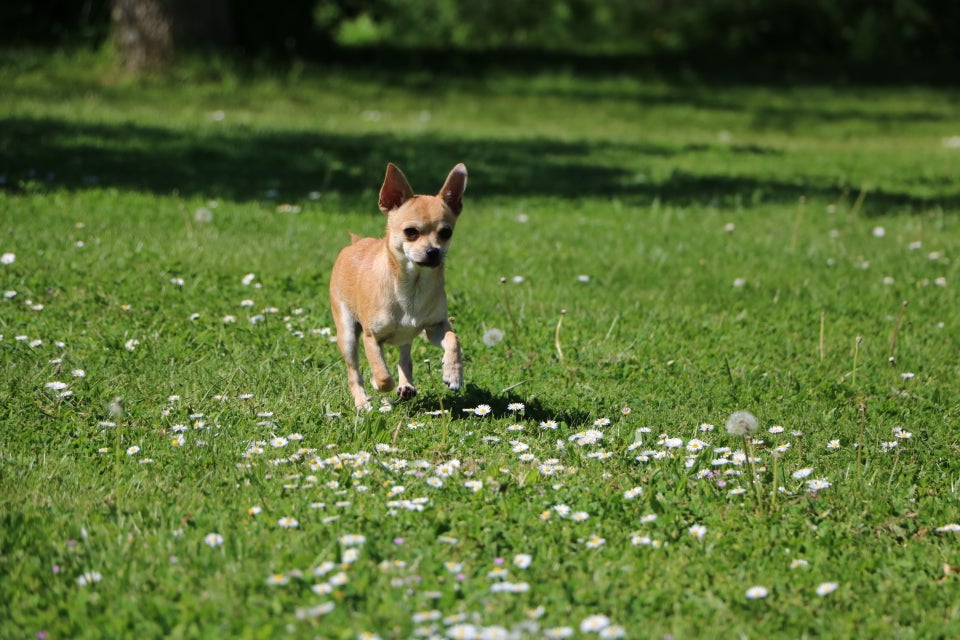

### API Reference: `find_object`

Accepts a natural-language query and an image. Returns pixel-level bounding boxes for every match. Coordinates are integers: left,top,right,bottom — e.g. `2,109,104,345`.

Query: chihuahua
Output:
330,163,468,410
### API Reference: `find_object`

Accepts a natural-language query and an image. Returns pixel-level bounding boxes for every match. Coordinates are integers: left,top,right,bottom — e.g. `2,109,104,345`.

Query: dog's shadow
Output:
407,382,590,426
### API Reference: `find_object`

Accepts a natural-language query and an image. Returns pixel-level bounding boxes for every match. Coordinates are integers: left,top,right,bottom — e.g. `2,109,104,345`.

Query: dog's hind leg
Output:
362,330,396,395
335,317,372,411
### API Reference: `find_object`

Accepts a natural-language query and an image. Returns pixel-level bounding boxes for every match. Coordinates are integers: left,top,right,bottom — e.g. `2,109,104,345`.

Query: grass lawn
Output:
2,50,960,638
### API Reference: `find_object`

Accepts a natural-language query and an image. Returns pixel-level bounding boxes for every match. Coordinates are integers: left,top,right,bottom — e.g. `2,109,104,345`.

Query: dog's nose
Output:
424,247,442,265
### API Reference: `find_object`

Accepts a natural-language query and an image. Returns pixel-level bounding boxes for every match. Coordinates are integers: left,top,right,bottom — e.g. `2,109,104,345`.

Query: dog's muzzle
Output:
419,247,443,268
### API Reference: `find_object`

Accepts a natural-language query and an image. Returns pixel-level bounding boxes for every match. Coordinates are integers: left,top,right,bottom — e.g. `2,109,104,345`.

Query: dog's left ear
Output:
379,163,415,213
438,163,468,215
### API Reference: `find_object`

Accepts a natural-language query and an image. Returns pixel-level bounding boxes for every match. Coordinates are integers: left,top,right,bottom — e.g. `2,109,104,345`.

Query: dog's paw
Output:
397,385,417,400
442,363,463,391
348,381,373,411
372,374,396,393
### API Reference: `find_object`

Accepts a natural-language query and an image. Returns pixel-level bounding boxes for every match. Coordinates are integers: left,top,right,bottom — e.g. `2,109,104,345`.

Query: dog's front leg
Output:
426,321,462,391
362,330,395,393
396,344,417,399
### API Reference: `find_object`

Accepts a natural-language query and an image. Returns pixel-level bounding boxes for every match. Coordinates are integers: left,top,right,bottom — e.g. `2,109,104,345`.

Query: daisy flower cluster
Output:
626,420,835,499
152,402,654,632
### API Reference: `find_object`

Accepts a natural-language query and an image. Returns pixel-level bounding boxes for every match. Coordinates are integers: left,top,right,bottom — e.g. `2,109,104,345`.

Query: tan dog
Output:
330,163,467,410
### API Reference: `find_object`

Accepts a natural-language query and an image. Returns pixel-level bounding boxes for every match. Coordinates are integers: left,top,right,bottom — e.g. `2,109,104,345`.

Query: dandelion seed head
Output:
725,411,759,437
482,328,504,347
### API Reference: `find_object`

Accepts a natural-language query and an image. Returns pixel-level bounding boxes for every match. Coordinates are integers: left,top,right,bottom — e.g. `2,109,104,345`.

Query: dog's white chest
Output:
361,270,445,345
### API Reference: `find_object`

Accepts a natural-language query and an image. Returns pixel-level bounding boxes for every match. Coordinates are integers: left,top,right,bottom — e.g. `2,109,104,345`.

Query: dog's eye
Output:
403,228,420,240
438,227,453,240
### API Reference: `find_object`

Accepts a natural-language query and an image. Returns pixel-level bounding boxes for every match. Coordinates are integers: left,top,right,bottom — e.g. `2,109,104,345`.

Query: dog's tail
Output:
348,231,362,244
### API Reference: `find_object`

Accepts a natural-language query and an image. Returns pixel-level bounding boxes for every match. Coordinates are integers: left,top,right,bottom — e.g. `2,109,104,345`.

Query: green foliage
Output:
3,1,959,74
2,52,960,638
322,0,960,70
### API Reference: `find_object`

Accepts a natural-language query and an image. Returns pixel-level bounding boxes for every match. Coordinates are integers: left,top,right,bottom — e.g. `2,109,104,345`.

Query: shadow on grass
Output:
2,115,958,212
319,45,960,89
409,383,591,427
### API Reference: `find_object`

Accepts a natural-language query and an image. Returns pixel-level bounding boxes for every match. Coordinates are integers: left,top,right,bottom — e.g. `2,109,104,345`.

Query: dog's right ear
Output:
379,163,415,213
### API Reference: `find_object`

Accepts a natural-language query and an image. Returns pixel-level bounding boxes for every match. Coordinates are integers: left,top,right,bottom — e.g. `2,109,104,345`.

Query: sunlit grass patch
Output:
1,54,960,638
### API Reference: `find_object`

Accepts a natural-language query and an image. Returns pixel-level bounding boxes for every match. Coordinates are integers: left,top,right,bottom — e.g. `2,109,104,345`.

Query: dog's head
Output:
379,163,467,269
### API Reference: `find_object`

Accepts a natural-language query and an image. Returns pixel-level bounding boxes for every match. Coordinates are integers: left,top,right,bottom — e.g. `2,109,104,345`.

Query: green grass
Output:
2,50,960,638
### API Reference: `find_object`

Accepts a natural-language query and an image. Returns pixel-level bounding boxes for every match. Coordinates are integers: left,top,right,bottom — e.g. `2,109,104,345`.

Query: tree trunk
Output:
112,0,233,72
